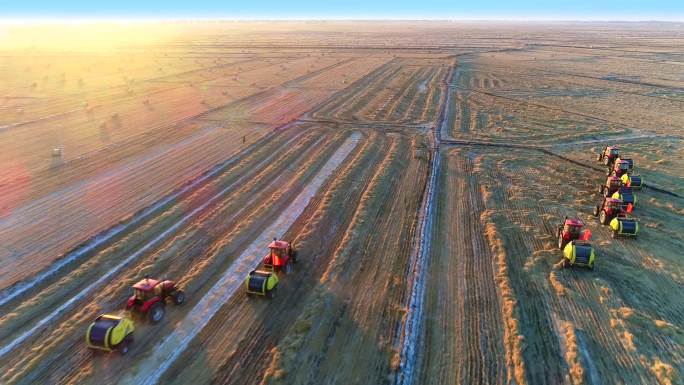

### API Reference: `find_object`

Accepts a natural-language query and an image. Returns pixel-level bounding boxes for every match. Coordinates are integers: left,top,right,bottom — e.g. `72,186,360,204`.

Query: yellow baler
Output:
562,241,595,270
245,269,279,298
86,314,135,355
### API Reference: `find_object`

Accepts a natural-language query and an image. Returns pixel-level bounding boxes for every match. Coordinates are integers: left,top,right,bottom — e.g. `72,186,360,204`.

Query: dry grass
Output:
549,270,567,296
642,356,678,385
561,321,585,385
482,209,527,385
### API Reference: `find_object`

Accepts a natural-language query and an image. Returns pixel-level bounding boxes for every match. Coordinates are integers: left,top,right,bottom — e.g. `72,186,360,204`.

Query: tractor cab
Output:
612,159,632,177
598,146,620,166
127,277,185,323
607,176,622,190
564,221,582,235
263,239,297,273
594,197,625,225
617,157,634,169
131,277,177,300
557,217,589,249
132,278,161,302
599,175,623,196
605,197,623,212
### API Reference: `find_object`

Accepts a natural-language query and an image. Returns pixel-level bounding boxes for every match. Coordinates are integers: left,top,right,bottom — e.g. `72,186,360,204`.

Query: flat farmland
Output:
419,146,683,384
0,21,682,385
312,57,449,125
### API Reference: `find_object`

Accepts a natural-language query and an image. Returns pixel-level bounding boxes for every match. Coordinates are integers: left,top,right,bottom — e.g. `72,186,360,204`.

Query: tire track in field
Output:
189,131,385,385
311,60,400,120
418,149,506,385
256,133,428,385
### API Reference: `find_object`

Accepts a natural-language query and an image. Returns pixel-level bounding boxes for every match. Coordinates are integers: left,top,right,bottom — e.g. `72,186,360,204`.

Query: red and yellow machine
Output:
608,158,633,178
594,197,626,225
245,239,298,298
597,145,620,166
263,239,297,273
598,176,623,197
126,277,185,323
556,217,591,250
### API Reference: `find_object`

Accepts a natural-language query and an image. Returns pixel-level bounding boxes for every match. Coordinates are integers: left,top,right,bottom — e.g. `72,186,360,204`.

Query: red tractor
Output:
593,197,626,225
245,239,298,298
597,145,620,166
607,158,633,177
126,277,185,323
556,217,591,250
598,175,623,197
263,238,297,273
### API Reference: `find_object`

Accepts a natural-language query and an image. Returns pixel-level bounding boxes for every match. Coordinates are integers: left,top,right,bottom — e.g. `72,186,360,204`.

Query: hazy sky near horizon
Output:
1,0,683,21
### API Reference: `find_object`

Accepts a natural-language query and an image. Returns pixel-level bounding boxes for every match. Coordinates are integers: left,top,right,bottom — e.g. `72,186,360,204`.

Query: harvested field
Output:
457,145,684,385
312,58,448,125
0,21,682,385
419,149,506,385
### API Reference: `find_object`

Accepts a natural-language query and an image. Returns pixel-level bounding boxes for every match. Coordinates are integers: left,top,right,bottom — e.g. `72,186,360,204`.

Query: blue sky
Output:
1,0,683,21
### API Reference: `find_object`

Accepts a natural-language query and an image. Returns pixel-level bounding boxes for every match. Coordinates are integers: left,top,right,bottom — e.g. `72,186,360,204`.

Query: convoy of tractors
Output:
557,145,642,270
84,144,643,356
85,239,296,355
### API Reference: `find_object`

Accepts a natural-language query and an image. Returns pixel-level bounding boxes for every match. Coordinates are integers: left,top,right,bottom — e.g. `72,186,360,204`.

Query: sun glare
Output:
0,21,180,50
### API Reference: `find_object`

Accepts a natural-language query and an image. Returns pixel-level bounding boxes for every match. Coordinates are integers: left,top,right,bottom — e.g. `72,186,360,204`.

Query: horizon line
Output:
1,17,684,24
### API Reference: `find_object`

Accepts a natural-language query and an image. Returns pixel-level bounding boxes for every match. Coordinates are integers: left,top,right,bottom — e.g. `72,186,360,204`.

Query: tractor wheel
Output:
173,290,185,305
148,302,165,323
599,211,607,225
284,260,293,275
593,205,600,217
